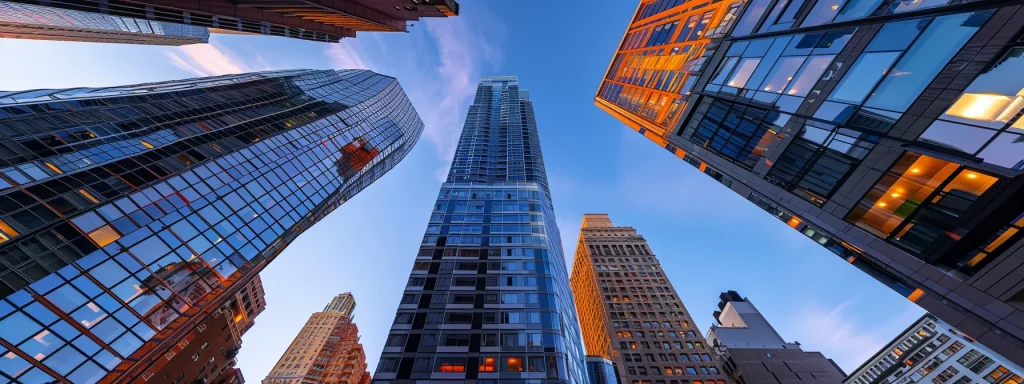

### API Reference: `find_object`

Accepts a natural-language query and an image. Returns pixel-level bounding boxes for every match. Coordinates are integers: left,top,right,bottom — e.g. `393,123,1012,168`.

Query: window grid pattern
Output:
0,69,424,383
375,77,588,384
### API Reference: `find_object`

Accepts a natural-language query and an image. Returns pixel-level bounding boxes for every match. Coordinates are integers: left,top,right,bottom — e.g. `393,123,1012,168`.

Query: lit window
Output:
945,93,1024,123
506,357,524,372
88,225,121,247
479,357,496,372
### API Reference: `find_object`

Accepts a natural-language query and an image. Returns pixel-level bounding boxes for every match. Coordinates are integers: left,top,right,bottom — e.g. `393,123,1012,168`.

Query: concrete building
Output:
845,314,1024,384
706,291,844,383
0,0,457,43
571,213,728,384
597,0,1024,364
264,293,371,384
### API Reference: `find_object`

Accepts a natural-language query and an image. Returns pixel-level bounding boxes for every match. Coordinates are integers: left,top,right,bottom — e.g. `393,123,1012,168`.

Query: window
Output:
932,366,959,384
985,366,1015,383
689,99,792,169
847,153,998,255
436,357,465,372
829,52,901,104
479,356,496,372
864,11,992,112
505,357,525,372
767,123,879,206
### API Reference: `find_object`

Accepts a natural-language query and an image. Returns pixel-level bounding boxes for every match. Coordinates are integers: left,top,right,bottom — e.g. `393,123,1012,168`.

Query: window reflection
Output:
767,123,879,206
864,11,991,112
828,52,900,104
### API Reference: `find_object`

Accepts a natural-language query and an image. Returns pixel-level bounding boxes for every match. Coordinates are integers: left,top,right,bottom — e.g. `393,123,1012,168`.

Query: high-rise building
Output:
569,213,728,384
373,76,588,384
705,291,845,383
595,0,745,147
264,293,371,384
585,356,619,384
2,0,457,43
0,1,210,45
597,0,1024,364
0,69,424,383
845,313,1024,384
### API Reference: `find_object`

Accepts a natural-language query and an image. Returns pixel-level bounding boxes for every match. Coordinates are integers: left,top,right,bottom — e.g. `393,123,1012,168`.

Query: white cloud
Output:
325,40,375,71
166,42,266,77
417,16,506,179
787,299,924,372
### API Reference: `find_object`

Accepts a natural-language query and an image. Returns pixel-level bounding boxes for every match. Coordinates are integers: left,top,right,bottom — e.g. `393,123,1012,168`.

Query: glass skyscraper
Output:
0,69,423,383
0,1,210,45
598,0,1024,367
374,77,587,384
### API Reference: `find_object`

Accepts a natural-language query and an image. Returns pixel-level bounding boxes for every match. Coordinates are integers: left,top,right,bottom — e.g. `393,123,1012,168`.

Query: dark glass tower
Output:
374,77,587,384
0,1,210,45
0,69,423,383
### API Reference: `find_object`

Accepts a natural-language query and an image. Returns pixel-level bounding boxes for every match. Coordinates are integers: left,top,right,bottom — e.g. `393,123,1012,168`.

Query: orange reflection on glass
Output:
88,225,121,247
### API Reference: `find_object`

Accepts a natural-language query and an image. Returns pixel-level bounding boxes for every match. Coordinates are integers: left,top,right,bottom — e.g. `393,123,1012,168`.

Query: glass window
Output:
801,0,845,27
731,0,772,37
834,0,886,22
759,56,806,93
726,58,762,88
710,57,740,85
847,154,998,254
918,121,995,155
866,18,930,52
785,55,834,96
829,52,901,104
768,124,879,206
978,132,1024,170
865,11,992,112
940,48,1024,128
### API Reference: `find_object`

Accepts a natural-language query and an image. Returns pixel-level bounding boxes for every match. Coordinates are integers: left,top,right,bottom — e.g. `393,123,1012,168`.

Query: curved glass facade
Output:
0,69,424,382
374,77,587,384
584,357,617,384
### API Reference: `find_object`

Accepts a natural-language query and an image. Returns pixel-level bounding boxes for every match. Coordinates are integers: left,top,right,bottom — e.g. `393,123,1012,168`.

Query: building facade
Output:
570,214,728,384
846,314,1024,384
705,291,845,383
586,356,619,384
595,0,745,147
0,69,424,383
264,293,371,384
598,0,1024,364
0,0,210,45
373,76,588,384
1,0,457,43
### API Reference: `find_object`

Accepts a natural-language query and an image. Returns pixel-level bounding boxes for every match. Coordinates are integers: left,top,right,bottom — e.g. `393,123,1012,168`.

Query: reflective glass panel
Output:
828,52,900,104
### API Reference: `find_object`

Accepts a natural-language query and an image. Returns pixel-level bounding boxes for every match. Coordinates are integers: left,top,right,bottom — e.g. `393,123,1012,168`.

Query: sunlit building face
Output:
598,0,1024,368
0,69,423,383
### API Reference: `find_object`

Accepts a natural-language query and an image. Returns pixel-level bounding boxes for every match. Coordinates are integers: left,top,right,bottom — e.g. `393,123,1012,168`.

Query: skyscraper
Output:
2,0,458,43
374,76,588,384
570,214,728,384
264,293,371,384
595,0,744,147
0,69,424,383
597,0,1024,364
0,1,210,45
705,291,845,383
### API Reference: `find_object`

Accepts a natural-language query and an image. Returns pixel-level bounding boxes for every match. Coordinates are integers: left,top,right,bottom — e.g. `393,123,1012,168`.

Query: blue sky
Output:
0,0,924,379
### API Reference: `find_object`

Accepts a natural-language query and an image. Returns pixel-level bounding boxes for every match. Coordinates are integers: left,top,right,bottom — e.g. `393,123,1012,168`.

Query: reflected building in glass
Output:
0,69,424,383
0,1,209,45
2,0,458,43
598,0,1024,366
373,76,588,384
